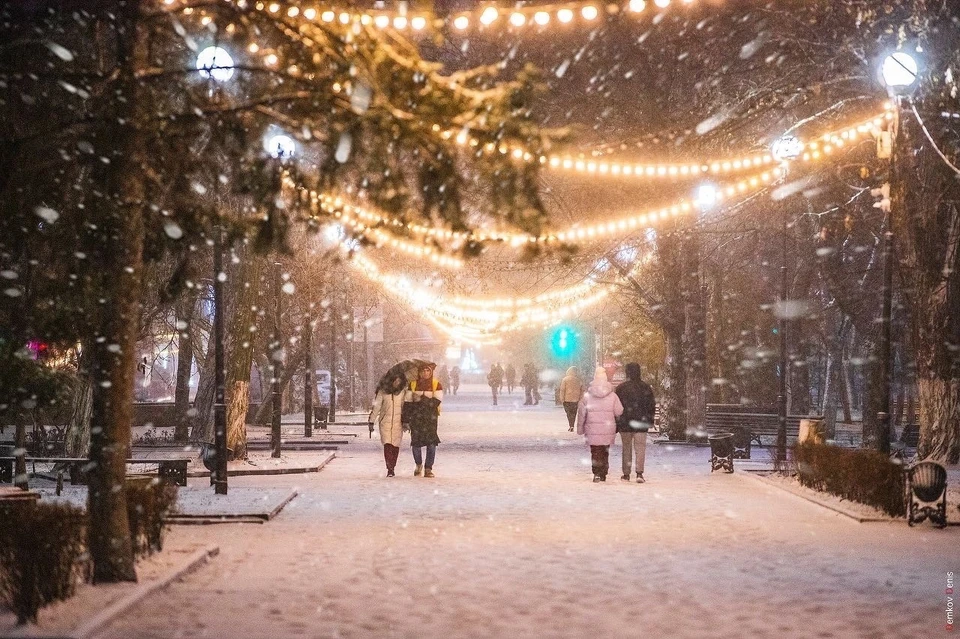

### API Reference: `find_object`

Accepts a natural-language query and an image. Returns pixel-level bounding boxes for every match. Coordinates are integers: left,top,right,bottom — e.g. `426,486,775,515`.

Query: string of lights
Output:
207,0,721,35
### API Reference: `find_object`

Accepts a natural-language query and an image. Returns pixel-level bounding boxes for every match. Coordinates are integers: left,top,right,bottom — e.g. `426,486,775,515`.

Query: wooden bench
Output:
0,457,190,487
704,408,815,449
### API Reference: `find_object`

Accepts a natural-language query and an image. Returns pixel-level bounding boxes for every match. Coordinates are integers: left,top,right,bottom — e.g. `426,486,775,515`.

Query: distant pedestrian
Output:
505,363,516,394
436,363,450,392
576,367,624,482
450,366,461,396
405,363,443,477
369,371,409,477
558,366,584,432
487,363,504,405
615,362,656,483
521,363,537,405
532,365,542,404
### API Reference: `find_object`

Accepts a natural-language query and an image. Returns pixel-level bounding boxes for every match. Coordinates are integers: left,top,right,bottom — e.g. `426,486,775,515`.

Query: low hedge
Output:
126,477,178,559
793,441,905,517
0,501,87,624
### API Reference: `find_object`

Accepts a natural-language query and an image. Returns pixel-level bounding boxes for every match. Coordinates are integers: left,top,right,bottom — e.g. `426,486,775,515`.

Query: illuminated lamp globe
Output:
880,51,919,93
771,135,803,162
695,183,718,210
196,46,234,82
266,134,296,159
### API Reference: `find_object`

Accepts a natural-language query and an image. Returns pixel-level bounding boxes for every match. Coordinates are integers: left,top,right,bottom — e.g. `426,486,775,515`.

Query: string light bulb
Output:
480,7,499,25
557,8,574,23
581,5,599,20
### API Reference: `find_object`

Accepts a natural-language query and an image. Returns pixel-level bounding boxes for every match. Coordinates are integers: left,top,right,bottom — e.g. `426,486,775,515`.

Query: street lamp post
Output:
271,261,282,458
198,45,234,495
771,136,802,463
876,49,920,454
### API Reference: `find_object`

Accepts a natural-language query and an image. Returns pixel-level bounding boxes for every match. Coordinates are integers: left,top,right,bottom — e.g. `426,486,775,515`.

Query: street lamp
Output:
265,133,296,160
770,134,801,462
196,46,235,82
198,45,235,495
874,49,920,454
694,183,718,211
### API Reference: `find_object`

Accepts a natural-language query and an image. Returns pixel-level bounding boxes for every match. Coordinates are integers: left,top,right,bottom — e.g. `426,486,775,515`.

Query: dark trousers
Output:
590,445,610,479
412,445,436,469
563,402,579,430
383,444,400,471
491,386,498,405
524,387,533,405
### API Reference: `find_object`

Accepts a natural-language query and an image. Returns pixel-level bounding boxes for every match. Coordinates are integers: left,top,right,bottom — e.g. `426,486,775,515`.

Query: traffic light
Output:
550,325,578,358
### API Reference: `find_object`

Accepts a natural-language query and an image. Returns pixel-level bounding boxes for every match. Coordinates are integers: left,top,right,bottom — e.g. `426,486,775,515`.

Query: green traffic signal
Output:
550,325,577,357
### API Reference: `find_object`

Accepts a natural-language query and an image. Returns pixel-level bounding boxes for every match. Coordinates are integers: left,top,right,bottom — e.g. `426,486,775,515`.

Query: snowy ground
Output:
87,385,956,638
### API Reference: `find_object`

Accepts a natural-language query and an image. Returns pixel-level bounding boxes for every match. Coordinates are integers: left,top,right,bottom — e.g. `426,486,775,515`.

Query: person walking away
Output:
532,365,542,405
521,363,536,405
487,364,504,406
505,363,516,394
405,364,443,477
558,367,584,432
615,362,656,483
494,362,505,393
369,371,409,477
449,366,460,396
436,364,450,394
576,367,624,482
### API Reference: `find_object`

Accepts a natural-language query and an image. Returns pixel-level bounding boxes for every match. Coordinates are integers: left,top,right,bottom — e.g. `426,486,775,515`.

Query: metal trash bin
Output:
708,432,735,473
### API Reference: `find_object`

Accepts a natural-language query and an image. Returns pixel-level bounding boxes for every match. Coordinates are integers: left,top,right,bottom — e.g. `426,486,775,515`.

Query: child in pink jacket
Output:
576,367,625,482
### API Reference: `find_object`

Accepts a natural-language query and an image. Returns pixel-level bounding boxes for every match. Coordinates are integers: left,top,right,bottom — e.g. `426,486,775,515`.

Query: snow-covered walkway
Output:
95,386,956,638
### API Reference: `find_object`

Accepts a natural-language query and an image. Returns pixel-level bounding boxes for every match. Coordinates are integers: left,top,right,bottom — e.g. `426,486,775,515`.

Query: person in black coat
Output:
614,362,656,483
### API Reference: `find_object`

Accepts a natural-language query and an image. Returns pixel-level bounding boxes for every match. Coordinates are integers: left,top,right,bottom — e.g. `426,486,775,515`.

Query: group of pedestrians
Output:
369,363,443,478
565,363,656,483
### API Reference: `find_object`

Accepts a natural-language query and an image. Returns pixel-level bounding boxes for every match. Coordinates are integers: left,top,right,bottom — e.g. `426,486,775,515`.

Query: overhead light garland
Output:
205,0,714,35
288,166,781,258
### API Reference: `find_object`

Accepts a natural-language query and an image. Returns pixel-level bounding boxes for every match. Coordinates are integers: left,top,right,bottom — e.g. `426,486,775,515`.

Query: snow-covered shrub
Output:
0,501,87,624
793,442,905,517
125,477,177,559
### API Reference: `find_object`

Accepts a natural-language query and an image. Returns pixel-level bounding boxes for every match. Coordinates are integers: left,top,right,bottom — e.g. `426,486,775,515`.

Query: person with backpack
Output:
614,362,656,483
404,363,443,477
576,367,624,482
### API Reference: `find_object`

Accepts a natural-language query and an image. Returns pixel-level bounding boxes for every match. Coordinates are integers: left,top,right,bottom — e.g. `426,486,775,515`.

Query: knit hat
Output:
593,366,607,383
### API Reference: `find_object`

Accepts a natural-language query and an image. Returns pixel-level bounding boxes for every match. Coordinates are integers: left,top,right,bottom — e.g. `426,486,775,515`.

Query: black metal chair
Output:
708,433,735,473
906,461,947,528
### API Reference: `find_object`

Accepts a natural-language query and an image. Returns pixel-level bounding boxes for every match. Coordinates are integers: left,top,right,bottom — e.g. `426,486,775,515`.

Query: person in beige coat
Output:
558,366,584,432
370,372,409,477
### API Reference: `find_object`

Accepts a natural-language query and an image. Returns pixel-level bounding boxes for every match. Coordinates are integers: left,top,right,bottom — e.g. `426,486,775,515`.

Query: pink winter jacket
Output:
576,380,625,446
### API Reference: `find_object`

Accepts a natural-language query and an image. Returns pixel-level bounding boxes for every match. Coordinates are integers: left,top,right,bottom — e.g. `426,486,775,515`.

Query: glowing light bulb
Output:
303,8,316,20
286,6,298,17
629,0,646,11
411,16,427,30
510,12,526,27
480,7,499,25
534,11,550,25
655,0,671,7
374,15,389,28
264,53,278,66
393,16,407,29
557,8,574,23
321,11,335,22
339,12,350,24
453,15,470,29
581,5,599,20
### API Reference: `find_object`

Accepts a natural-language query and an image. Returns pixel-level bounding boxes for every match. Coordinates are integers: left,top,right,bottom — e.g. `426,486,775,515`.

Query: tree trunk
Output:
682,233,706,438
663,328,687,441
190,324,216,443
173,289,198,443
86,0,144,584
13,416,27,490
64,371,93,457
252,339,307,426
224,252,262,460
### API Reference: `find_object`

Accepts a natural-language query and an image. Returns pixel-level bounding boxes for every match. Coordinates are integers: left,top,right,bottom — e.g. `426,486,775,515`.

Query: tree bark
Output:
86,0,144,583
190,323,216,443
663,328,687,441
173,289,198,443
682,233,707,438
64,370,92,457
13,416,27,490
224,252,262,460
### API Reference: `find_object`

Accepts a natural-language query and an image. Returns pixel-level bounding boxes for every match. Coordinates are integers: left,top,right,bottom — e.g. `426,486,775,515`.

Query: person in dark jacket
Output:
404,364,443,477
614,362,656,483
